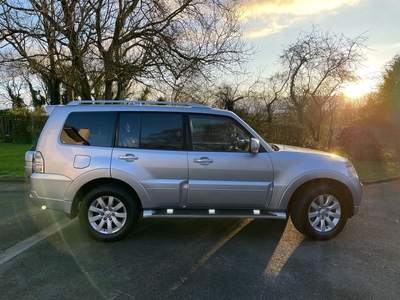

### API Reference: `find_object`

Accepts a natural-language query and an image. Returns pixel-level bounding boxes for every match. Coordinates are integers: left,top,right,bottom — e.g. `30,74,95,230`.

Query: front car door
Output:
186,114,274,208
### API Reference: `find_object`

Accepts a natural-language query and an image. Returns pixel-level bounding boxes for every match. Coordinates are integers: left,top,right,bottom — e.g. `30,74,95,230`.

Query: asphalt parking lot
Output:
0,179,399,300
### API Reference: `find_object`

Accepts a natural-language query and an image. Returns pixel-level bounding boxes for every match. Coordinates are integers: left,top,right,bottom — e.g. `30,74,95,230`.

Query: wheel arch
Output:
68,178,142,219
287,178,354,218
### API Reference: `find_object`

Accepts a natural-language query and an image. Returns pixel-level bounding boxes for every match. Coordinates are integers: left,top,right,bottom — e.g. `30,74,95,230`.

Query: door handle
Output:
193,157,213,165
118,154,138,162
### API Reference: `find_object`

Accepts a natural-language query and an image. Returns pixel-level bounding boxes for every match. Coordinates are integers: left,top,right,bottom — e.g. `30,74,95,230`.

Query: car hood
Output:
272,144,348,162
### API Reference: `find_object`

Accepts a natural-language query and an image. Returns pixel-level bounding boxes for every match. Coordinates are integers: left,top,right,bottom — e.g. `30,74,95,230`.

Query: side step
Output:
143,208,286,219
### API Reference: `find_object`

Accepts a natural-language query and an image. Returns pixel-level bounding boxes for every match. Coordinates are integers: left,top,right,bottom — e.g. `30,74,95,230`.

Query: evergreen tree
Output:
378,54,400,125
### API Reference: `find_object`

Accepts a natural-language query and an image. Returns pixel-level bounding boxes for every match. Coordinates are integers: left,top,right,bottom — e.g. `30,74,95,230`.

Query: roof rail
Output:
67,100,210,109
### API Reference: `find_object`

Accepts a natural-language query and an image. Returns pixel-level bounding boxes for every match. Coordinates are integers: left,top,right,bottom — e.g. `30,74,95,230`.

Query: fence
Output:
0,116,12,142
0,115,48,143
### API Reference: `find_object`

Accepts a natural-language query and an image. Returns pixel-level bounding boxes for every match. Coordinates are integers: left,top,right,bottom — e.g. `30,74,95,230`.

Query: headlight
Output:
347,165,359,179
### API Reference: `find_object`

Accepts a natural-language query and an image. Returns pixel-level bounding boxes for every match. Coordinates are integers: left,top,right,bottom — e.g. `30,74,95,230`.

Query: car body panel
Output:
24,150,35,177
266,148,362,215
187,151,274,208
111,148,188,208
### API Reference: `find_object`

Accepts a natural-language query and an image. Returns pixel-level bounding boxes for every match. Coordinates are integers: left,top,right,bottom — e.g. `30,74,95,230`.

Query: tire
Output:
79,185,139,242
290,184,348,240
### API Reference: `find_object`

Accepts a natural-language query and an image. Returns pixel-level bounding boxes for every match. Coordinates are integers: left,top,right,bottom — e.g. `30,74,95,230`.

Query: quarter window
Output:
61,112,116,147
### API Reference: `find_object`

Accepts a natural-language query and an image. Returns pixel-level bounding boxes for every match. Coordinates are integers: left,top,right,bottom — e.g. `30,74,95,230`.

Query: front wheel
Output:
79,185,139,242
290,184,348,240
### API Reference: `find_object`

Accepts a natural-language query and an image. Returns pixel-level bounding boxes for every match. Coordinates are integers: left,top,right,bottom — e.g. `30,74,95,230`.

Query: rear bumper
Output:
30,190,73,214
29,173,73,214
24,150,35,177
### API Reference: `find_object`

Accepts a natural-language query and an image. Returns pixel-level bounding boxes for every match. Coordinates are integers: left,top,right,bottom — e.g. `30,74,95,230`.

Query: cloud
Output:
240,0,360,38
244,14,302,39
241,0,359,18
375,42,400,51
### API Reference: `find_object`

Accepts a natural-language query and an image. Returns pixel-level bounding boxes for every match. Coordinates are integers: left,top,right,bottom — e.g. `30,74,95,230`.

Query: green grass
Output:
0,143,32,178
353,160,400,182
1,143,400,182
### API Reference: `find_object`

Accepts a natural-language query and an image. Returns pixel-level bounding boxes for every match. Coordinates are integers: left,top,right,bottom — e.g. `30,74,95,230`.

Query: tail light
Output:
33,151,45,173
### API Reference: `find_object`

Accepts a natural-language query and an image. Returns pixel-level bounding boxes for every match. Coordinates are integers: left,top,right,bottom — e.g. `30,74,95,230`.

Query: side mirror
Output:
250,138,260,154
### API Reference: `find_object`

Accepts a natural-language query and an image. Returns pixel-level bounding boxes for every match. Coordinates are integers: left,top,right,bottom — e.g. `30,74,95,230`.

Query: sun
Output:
343,82,366,99
342,79,375,99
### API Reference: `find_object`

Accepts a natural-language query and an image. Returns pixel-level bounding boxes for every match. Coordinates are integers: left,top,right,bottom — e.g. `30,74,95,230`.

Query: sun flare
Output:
342,81,374,99
343,82,364,99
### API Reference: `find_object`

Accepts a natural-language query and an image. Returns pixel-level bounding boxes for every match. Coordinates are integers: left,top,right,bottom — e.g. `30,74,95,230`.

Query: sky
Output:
239,0,400,98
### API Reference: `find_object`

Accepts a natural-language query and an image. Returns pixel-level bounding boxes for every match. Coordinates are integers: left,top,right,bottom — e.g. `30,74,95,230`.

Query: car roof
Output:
44,100,234,116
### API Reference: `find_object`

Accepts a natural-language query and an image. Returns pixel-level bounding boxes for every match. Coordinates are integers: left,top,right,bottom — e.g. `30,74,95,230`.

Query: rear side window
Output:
117,112,183,150
141,113,183,150
117,113,140,148
61,112,116,147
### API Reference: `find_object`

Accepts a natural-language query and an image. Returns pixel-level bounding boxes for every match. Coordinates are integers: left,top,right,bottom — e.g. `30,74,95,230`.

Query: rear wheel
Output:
79,185,139,242
290,184,348,240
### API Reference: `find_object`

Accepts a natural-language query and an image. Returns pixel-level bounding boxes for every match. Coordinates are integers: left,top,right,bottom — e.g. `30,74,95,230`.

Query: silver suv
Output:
25,100,362,242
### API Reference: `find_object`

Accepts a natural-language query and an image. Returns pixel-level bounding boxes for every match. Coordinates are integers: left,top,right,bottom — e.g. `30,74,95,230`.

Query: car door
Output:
111,112,188,208
186,114,274,208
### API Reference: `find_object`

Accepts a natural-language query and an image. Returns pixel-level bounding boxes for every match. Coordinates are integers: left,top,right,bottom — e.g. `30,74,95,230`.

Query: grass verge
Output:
0,143,32,178
353,160,400,182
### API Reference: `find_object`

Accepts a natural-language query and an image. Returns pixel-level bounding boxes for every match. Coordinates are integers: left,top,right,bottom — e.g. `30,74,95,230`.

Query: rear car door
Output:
111,112,188,208
186,114,274,208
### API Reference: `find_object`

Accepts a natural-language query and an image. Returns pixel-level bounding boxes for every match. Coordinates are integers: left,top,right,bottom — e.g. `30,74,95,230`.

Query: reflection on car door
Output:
186,114,274,208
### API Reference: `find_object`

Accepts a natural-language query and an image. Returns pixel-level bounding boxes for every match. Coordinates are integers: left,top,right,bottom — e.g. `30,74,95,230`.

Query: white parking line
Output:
0,218,76,266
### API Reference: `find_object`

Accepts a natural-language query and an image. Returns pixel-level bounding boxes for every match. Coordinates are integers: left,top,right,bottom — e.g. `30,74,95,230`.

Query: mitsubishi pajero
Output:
25,100,362,242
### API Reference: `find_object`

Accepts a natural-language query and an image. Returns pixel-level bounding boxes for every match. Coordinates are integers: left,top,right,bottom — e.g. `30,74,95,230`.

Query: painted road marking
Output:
0,218,76,266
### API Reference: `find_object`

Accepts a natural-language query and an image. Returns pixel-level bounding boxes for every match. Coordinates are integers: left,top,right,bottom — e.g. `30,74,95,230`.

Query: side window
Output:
117,113,140,148
189,114,250,152
141,113,183,150
117,113,184,150
61,112,116,147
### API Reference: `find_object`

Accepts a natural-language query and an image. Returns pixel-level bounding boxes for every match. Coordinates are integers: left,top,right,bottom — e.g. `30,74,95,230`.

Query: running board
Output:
142,209,286,219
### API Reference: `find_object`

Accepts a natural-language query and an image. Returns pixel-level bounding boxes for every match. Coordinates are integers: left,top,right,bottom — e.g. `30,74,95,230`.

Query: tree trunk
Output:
49,78,61,105
105,81,113,100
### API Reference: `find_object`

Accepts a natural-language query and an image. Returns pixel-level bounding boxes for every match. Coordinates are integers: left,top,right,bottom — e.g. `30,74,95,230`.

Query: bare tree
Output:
277,25,368,144
0,0,252,104
214,83,245,111
0,0,103,103
0,62,27,108
93,0,253,99
3,80,25,109
248,72,290,124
